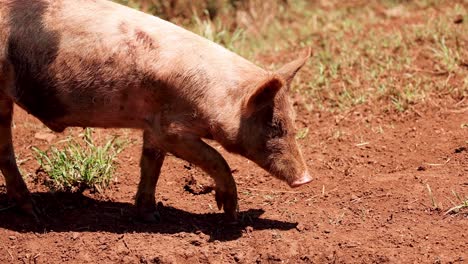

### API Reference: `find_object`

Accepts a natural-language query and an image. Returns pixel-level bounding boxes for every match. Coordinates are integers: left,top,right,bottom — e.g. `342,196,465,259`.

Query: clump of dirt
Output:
183,164,214,195
454,146,467,153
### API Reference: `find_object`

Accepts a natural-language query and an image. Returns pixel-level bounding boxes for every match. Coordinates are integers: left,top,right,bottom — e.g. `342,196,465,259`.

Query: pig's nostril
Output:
289,172,313,188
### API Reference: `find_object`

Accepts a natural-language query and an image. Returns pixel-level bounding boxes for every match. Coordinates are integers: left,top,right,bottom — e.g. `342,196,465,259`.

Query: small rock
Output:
386,214,393,223
139,256,148,264
296,223,306,232
152,256,162,264
71,232,80,240
197,231,209,241
98,245,108,250
230,252,243,262
34,132,57,143
323,229,331,234
8,236,17,240
454,14,464,24
417,165,426,171
245,226,254,233
190,240,202,246
267,254,282,262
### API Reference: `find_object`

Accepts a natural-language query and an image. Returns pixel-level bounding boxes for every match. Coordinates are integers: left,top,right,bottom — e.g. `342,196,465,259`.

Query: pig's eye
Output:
268,119,286,138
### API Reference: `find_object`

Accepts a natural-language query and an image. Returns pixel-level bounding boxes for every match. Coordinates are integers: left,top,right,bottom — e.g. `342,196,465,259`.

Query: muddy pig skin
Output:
0,0,312,221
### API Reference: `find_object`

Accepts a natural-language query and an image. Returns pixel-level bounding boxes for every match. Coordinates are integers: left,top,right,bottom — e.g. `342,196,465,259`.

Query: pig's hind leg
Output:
157,133,238,221
0,95,36,219
135,131,166,222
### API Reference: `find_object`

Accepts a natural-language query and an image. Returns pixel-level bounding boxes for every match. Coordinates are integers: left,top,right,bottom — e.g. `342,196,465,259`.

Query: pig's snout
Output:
289,171,313,188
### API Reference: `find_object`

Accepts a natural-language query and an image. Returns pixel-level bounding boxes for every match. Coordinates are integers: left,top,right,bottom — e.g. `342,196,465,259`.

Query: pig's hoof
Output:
137,209,161,223
224,212,239,225
5,194,41,223
215,188,238,223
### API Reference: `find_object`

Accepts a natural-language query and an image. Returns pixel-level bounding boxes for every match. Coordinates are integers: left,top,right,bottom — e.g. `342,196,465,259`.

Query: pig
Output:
0,0,312,221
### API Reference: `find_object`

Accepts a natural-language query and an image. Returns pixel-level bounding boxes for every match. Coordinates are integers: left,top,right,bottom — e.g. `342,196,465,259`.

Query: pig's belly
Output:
56,110,151,130
15,88,156,132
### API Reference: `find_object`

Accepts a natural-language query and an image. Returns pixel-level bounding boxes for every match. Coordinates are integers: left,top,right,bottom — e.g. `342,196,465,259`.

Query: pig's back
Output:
49,0,261,84
1,0,265,130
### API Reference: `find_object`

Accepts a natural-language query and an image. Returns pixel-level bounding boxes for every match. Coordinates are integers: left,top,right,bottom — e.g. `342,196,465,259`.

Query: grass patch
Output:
191,11,247,54
32,129,126,193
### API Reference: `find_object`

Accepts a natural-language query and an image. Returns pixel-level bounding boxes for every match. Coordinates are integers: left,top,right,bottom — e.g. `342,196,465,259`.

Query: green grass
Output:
191,11,247,54
32,129,126,193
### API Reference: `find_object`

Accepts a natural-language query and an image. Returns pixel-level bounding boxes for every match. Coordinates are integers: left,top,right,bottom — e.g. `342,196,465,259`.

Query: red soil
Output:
0,98,466,263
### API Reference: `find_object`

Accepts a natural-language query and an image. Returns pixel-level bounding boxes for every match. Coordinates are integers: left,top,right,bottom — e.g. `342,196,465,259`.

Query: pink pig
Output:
0,0,312,221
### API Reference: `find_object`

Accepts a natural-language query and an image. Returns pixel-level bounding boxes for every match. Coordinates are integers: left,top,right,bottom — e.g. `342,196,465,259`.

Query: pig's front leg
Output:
136,131,166,222
0,96,37,221
158,134,238,220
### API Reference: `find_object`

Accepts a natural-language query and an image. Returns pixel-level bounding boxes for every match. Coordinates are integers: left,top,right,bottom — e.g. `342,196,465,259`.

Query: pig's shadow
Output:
0,192,297,241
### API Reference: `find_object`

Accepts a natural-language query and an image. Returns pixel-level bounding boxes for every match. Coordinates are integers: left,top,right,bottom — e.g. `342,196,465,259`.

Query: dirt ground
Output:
0,96,467,263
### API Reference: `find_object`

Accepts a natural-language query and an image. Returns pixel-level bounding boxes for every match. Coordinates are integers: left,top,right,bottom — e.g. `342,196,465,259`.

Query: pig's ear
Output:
244,77,284,115
277,47,311,84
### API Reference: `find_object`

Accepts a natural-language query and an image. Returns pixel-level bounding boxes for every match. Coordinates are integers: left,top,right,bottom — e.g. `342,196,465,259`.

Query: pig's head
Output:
227,49,312,188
